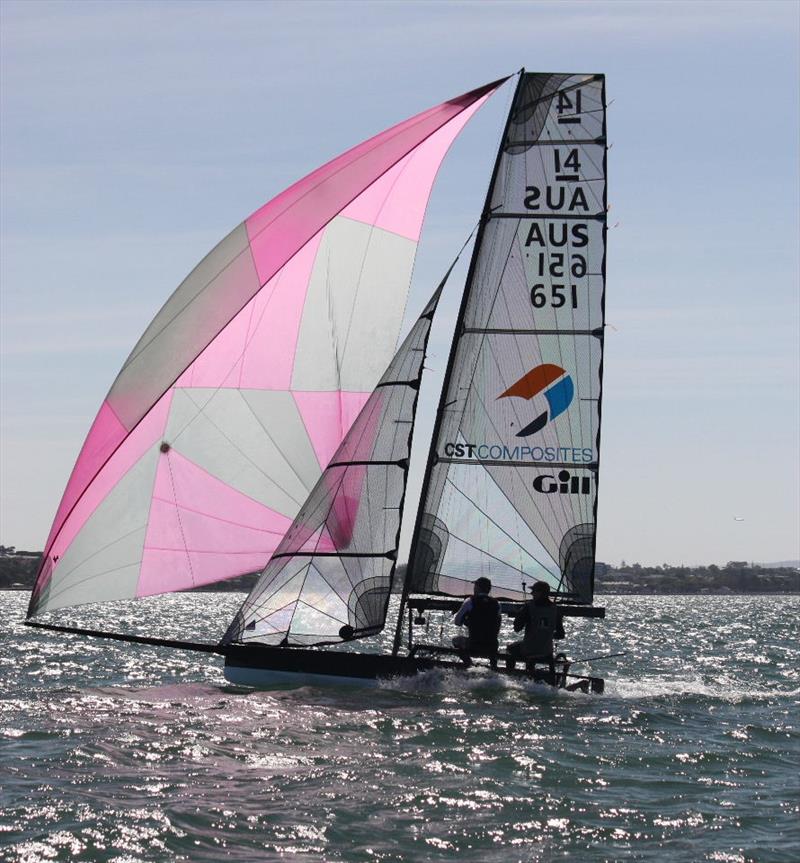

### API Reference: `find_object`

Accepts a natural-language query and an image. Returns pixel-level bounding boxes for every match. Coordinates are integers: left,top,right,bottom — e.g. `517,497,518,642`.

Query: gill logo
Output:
498,363,574,437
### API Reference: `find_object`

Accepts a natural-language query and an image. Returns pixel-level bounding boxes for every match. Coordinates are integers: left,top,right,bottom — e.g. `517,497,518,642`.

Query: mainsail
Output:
407,73,607,603
29,78,507,617
223,287,442,646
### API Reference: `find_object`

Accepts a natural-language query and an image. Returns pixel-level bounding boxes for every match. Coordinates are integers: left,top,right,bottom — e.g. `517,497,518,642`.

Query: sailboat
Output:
26,70,608,693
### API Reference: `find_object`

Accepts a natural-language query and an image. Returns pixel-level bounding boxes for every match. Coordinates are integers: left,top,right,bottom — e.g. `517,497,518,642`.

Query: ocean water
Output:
0,592,798,863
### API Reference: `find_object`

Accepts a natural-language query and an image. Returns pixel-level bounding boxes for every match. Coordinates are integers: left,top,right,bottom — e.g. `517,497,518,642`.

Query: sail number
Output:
523,221,592,313
534,252,586,278
531,283,578,309
530,251,584,308
556,89,583,125
554,148,581,181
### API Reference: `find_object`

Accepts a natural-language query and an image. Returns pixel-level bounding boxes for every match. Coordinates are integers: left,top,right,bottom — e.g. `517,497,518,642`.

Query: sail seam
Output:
462,328,602,335
509,138,604,146
438,459,598,469
270,552,394,560
491,213,606,220
326,460,405,468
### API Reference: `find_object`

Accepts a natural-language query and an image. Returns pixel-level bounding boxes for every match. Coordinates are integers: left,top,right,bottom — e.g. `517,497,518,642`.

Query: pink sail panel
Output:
292,391,373,472
238,233,324,390
245,78,506,283
46,392,173,563
41,401,126,567
138,450,295,596
340,113,478,242
29,391,174,613
178,230,324,391
30,77,507,616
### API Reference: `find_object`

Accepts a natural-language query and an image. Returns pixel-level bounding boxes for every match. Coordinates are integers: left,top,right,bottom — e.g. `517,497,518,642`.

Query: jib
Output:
533,470,591,495
524,185,589,212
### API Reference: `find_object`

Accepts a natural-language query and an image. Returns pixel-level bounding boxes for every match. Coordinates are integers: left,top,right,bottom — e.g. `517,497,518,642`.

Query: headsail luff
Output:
223,285,443,647
29,78,508,617
407,72,607,603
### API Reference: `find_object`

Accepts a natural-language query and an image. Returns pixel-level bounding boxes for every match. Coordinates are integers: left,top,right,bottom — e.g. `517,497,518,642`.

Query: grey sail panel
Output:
408,72,606,603
222,288,441,646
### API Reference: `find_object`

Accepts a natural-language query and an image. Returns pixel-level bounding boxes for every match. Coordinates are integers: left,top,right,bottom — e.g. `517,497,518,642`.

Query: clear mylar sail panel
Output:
28,80,505,617
409,73,606,604
224,289,440,646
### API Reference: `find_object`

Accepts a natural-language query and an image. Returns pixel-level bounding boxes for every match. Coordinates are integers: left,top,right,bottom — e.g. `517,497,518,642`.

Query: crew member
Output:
506,580,565,683
452,577,501,669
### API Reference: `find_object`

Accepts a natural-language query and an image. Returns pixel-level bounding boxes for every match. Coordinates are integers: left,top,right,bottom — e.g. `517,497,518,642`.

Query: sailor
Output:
452,577,502,669
506,581,565,683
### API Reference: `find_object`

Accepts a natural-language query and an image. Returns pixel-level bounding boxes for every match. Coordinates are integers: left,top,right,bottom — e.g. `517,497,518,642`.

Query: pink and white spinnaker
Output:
29,78,506,616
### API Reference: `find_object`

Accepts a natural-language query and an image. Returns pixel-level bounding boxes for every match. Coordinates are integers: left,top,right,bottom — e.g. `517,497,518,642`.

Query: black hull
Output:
224,642,432,681
223,643,604,693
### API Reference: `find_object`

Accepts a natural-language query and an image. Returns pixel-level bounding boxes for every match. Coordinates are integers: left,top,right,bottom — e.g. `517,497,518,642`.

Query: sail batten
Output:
30,79,507,618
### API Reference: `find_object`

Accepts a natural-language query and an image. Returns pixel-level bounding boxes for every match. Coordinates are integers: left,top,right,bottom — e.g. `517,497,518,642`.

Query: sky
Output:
1,0,798,567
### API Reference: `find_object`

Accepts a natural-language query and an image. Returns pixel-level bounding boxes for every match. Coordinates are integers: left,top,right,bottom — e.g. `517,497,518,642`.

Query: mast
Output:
392,71,527,656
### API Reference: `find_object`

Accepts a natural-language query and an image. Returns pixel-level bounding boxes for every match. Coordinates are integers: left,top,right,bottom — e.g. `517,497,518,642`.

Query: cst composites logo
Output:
498,363,574,437
440,362,590,464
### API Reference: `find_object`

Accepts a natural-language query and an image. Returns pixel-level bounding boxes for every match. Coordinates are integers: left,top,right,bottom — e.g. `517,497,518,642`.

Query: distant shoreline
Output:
2,551,798,596
3,587,798,597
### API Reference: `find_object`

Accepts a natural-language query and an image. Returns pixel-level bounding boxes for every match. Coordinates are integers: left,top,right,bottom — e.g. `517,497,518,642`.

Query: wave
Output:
604,675,799,703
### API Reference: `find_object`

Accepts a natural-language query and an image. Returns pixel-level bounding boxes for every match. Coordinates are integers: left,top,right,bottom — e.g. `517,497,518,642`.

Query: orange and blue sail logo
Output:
498,363,574,437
